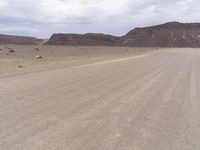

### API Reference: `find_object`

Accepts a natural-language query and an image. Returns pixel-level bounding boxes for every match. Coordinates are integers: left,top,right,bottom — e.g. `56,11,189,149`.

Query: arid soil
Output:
0,47,200,150
0,45,155,77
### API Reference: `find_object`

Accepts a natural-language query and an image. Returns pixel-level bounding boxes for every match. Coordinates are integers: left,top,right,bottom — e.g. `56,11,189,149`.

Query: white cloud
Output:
0,0,200,37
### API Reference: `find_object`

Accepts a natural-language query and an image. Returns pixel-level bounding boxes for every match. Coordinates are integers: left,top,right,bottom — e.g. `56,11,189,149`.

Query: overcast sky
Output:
0,0,199,38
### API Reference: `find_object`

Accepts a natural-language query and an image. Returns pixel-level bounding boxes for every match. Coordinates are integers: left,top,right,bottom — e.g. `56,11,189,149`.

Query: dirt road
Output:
0,49,200,150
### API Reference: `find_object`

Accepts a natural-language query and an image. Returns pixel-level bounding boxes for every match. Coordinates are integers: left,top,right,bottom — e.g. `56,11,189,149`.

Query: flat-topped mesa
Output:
0,34,44,45
119,22,200,47
44,33,120,46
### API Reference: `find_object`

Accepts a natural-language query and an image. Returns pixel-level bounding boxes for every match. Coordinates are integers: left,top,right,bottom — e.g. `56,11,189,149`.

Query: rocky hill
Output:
2,22,200,47
45,22,200,47
0,34,44,45
45,33,120,46
119,22,200,47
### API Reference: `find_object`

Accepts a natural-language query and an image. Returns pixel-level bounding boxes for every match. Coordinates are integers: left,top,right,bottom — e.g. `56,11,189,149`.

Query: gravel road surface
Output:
0,49,200,150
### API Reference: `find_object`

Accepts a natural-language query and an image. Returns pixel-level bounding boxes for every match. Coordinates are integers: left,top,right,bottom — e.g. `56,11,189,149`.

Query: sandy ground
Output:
0,45,156,77
1,47,200,150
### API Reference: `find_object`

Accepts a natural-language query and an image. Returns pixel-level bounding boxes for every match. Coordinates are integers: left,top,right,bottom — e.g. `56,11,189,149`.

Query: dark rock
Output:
35,55,43,59
44,33,120,46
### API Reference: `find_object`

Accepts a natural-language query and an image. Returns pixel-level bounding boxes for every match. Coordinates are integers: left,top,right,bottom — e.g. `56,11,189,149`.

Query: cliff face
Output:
45,33,120,46
119,22,200,47
0,34,44,45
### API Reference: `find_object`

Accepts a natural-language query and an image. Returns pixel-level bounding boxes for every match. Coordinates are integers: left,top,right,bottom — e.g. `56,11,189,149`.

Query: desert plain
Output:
0,46,200,150
0,45,155,77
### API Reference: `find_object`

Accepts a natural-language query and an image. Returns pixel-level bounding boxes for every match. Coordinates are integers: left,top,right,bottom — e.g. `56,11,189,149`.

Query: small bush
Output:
8,49,15,53
34,48,40,51
18,65,23,68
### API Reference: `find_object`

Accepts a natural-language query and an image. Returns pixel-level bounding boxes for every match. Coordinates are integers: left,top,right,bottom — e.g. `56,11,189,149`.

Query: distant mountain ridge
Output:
2,22,200,47
0,34,44,45
45,22,200,47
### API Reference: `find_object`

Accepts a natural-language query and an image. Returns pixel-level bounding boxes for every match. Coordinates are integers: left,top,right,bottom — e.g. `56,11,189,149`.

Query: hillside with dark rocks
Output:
45,33,120,46
45,22,200,47
2,22,200,47
119,22,200,47
0,34,44,45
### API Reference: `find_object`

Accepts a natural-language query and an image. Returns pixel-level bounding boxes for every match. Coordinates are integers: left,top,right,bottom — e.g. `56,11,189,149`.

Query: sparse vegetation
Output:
8,48,15,53
18,65,23,68
34,48,40,51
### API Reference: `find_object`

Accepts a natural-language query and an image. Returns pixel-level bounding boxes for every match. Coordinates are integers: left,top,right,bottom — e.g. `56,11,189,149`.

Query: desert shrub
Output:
34,48,40,51
8,49,15,53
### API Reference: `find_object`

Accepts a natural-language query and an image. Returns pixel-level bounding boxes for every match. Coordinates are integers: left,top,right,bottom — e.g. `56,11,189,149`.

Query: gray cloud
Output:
0,0,200,37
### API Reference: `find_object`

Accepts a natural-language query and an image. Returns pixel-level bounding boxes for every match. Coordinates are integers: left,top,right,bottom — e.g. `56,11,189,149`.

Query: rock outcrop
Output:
119,22,200,47
45,33,120,46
